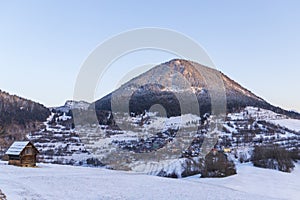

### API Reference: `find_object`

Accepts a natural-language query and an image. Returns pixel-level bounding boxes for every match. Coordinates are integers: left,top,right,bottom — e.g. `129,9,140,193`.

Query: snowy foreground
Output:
0,162,299,200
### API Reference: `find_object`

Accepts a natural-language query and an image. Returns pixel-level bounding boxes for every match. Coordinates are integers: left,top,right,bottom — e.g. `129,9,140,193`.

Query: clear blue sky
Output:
0,0,299,111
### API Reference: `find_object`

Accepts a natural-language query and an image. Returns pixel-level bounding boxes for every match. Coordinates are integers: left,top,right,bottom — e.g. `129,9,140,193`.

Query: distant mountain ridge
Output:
94,59,300,119
53,100,90,113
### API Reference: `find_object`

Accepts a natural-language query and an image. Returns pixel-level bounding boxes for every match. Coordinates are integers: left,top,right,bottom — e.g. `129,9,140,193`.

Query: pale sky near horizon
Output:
0,1,300,111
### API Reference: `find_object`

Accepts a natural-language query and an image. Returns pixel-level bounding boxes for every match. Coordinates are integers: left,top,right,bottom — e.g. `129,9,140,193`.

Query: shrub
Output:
251,144,295,172
201,151,236,178
157,158,203,178
86,158,105,167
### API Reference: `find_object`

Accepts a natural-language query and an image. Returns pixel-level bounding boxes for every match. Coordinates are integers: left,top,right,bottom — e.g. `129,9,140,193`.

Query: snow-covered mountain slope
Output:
53,100,90,113
75,112,203,169
23,105,300,177
1,161,299,200
269,119,300,132
224,107,300,151
27,111,92,165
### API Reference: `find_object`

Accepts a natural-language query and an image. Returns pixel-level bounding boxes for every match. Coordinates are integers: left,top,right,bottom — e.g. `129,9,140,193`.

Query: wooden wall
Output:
8,144,37,167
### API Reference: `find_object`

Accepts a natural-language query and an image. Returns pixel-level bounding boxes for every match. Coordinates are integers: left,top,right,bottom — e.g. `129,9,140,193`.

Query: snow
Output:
116,112,200,133
1,161,299,200
228,106,286,121
269,118,300,132
54,100,90,113
144,113,200,131
5,141,30,155
58,113,72,121
224,106,300,153
186,163,300,200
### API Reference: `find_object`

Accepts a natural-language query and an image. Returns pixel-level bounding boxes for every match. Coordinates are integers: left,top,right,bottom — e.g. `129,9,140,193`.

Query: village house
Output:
5,141,39,167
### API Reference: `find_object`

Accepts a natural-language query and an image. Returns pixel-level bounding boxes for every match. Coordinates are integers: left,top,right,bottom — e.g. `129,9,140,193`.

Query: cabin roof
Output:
5,141,33,156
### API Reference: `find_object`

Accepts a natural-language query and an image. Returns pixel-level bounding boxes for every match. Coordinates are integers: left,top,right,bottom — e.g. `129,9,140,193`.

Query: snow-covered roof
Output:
5,141,31,155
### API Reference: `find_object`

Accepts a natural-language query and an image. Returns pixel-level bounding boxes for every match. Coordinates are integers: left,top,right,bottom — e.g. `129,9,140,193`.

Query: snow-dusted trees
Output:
251,145,295,172
201,151,236,178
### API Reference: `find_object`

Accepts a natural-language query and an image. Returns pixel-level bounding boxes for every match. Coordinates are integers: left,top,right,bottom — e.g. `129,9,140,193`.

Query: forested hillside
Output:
0,90,50,153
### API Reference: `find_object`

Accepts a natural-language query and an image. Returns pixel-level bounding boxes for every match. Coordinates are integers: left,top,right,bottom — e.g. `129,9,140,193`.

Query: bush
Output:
86,158,105,167
290,148,300,161
251,145,295,172
156,158,203,178
201,151,236,178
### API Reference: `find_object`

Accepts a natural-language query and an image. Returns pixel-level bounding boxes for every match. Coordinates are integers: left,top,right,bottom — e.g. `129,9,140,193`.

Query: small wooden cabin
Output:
5,141,39,167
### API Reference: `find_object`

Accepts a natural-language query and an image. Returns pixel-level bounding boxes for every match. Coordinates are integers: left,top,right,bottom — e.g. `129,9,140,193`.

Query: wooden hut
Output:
5,141,39,167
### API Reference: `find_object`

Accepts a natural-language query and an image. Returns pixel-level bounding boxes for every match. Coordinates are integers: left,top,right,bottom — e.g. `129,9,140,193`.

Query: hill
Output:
94,59,300,119
0,90,50,153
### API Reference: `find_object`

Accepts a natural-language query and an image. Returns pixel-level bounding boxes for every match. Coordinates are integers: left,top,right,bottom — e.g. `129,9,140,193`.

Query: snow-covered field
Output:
188,163,300,200
270,118,300,132
0,161,299,200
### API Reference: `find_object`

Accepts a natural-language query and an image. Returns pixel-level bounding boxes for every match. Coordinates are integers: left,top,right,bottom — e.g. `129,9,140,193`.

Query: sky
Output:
0,0,299,111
